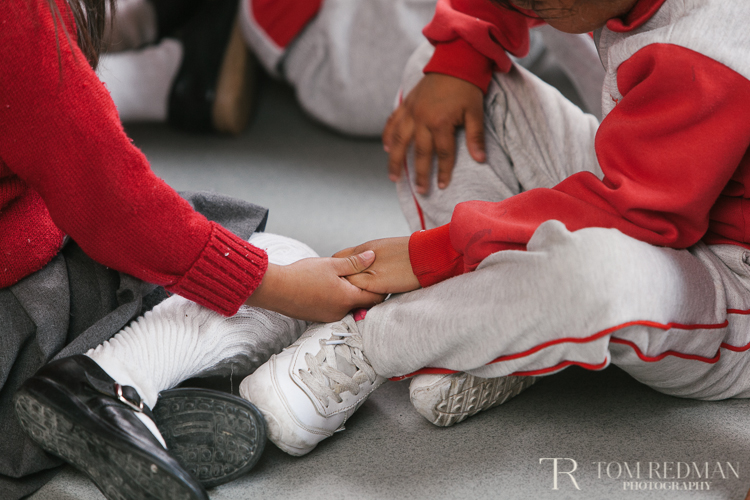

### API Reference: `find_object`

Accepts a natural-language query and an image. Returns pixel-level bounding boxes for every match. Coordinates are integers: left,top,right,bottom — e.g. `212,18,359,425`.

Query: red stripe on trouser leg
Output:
388,358,609,381
475,318,729,370
387,309,750,382
610,337,750,363
389,367,457,382
395,90,426,231
407,164,426,231
510,358,609,376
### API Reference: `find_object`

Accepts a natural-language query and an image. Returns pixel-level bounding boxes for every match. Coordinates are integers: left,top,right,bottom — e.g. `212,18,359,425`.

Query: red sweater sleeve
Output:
0,0,267,315
422,0,543,92
410,44,750,287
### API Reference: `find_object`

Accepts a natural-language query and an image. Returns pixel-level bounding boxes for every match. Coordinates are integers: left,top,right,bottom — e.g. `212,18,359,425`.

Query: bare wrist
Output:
245,263,285,311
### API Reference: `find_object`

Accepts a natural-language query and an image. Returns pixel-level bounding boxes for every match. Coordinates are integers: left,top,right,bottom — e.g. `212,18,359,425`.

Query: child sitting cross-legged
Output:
238,0,750,465
1,1,383,498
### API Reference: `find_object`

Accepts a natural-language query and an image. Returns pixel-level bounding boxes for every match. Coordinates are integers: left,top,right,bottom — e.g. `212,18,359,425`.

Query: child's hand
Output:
246,252,385,323
383,73,486,195
333,237,421,294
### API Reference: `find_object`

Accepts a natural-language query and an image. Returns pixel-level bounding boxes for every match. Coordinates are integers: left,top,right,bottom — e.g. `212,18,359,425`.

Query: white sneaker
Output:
409,373,536,427
239,315,385,456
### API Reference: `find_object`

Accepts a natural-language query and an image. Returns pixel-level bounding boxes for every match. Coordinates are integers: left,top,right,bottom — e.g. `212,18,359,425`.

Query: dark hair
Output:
49,0,114,69
491,0,524,9
489,0,570,19
490,0,538,12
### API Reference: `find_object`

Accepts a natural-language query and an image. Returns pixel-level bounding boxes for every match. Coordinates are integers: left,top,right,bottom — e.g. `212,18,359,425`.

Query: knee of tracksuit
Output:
523,221,634,293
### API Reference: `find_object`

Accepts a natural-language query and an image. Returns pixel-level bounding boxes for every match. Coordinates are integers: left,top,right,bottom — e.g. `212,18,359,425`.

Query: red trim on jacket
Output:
250,0,322,48
0,0,267,315
409,45,750,278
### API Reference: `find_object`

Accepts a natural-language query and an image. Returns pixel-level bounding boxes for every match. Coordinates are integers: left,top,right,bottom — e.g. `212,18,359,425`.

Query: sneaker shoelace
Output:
299,321,378,408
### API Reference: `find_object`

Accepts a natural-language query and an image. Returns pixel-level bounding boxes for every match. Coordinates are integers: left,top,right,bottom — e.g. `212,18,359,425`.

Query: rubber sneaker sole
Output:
409,373,537,427
15,381,206,500
154,388,266,489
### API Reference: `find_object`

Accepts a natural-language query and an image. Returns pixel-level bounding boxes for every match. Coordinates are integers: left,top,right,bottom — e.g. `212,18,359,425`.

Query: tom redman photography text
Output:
540,458,741,491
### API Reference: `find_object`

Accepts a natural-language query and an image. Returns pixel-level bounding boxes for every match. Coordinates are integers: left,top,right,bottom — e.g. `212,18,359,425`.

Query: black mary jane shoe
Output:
14,355,208,500
154,388,267,489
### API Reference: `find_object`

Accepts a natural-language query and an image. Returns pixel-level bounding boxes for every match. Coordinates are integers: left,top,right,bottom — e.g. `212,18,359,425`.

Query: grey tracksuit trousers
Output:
362,43,750,401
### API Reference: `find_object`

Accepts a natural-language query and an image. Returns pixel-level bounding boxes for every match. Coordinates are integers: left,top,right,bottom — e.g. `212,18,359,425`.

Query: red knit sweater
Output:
0,0,267,316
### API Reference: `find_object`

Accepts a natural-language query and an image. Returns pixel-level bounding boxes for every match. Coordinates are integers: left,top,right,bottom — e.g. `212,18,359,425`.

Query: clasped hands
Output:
248,73,481,322
246,237,420,323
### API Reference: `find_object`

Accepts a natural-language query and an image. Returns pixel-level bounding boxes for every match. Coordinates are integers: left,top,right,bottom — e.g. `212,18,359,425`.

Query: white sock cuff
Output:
248,232,318,265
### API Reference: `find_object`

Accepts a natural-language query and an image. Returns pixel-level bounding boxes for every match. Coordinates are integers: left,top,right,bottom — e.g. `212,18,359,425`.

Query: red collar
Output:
606,0,667,32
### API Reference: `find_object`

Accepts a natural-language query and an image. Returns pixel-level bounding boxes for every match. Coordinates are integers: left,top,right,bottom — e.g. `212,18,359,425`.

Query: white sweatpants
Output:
362,43,750,401
100,1,603,131
264,2,604,135
273,0,438,136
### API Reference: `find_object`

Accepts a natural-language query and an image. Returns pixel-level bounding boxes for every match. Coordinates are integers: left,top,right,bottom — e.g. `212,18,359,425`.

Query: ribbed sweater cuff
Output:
408,224,465,288
168,223,268,316
424,39,497,93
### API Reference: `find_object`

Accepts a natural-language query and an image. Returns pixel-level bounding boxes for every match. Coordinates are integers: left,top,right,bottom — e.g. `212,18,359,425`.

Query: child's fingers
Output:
347,281,386,307
345,273,387,296
332,246,357,259
386,112,415,183
433,127,457,190
345,273,373,292
464,106,487,164
382,110,398,152
332,251,376,277
413,125,435,195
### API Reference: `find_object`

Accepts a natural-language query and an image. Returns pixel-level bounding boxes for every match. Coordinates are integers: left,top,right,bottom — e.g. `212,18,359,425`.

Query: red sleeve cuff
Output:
168,222,268,316
423,38,499,93
409,224,465,287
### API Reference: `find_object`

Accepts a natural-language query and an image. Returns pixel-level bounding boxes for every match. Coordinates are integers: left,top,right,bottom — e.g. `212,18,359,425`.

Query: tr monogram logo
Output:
539,457,740,492
540,458,581,490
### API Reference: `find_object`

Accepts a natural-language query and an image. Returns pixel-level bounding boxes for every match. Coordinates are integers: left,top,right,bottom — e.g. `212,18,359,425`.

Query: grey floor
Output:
31,78,750,500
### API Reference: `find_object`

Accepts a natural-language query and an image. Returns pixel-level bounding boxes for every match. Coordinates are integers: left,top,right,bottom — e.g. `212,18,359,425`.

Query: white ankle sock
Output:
97,39,183,122
247,232,318,266
87,295,309,404
86,233,318,444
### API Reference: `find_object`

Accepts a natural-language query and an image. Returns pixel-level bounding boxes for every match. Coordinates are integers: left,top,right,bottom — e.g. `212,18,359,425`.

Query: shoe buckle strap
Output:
114,383,144,413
